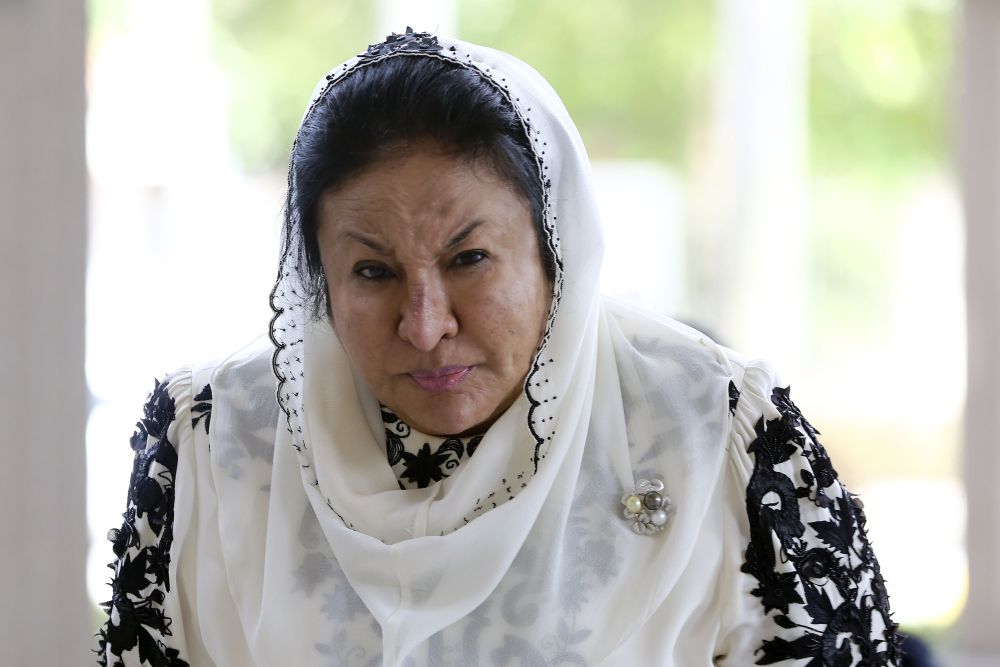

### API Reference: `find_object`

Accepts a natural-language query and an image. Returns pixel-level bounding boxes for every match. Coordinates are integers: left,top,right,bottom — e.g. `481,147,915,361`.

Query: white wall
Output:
0,0,91,663
958,0,1000,658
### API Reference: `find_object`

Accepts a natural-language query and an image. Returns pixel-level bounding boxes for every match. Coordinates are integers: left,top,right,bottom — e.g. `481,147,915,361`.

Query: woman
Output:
98,29,901,666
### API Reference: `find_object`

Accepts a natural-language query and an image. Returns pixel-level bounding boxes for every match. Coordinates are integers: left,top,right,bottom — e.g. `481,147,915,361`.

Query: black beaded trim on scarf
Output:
96,379,211,667
359,26,443,60
740,386,902,666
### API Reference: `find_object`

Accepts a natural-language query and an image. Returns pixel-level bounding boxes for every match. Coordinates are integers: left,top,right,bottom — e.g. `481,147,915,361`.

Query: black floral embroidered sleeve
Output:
738,385,902,666
96,377,207,667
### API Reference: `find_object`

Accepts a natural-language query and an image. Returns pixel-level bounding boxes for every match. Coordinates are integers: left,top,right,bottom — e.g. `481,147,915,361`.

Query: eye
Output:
353,263,393,281
452,249,488,267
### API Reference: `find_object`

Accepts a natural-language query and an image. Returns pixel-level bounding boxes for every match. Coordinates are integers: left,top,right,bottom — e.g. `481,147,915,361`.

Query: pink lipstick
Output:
408,366,472,392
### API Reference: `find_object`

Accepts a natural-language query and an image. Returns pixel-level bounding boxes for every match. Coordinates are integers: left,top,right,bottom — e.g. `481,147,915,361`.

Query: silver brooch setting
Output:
622,478,672,535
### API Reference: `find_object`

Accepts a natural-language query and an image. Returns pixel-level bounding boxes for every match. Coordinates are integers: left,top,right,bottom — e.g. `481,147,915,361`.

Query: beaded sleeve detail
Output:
739,386,901,666
96,377,210,666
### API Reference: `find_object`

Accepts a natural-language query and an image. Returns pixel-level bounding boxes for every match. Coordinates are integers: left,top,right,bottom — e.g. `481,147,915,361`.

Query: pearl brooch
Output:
621,478,673,535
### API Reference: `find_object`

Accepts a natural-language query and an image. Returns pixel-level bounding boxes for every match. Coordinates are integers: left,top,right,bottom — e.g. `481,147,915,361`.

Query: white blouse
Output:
96,303,900,667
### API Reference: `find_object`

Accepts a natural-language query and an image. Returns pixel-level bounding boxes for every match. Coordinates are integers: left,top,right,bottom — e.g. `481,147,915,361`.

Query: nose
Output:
397,280,459,351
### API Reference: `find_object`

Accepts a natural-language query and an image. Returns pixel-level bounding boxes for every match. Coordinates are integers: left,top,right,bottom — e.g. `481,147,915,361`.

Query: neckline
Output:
381,405,484,490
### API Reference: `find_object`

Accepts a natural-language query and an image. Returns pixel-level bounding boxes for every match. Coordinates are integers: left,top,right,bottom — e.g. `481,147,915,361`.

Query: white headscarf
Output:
211,30,736,665
270,28,609,541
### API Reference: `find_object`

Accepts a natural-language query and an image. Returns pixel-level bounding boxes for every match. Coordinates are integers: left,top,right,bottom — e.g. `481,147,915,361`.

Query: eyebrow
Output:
339,220,485,255
445,220,484,250
340,231,391,255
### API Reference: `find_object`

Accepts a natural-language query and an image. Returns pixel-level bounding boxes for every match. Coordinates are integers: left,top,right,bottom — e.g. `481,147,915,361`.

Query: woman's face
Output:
317,146,552,436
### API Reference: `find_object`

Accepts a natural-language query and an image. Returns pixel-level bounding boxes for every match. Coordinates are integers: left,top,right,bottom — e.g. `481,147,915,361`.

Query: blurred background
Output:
2,0,998,664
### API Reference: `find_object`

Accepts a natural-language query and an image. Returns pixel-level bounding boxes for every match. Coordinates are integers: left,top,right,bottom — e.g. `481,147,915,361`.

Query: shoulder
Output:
128,370,198,465
722,355,837,513
204,335,277,405
603,297,737,394
149,336,276,443
97,339,276,665
720,356,903,665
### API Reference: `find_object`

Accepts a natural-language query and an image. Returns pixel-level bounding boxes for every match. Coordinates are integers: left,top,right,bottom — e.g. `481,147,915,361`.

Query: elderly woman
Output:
98,30,901,667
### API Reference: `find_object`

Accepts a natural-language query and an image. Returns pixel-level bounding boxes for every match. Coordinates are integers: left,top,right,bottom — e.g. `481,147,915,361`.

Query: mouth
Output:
407,365,473,392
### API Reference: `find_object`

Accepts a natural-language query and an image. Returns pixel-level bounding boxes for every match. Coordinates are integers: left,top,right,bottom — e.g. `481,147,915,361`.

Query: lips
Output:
407,365,473,392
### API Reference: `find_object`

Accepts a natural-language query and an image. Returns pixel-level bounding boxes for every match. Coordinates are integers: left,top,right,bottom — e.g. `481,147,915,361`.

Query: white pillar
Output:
0,0,90,663
708,0,808,372
958,0,1000,656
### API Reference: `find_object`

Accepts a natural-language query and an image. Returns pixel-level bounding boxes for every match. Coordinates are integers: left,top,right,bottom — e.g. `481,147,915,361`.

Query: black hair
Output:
283,54,555,316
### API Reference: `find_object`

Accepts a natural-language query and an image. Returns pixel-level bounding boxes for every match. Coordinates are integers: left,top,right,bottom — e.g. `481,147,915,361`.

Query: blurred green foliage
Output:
190,0,952,179
86,0,953,177
807,178,900,349
805,2,953,351
203,0,717,171
809,0,952,180
457,0,714,164
208,0,374,173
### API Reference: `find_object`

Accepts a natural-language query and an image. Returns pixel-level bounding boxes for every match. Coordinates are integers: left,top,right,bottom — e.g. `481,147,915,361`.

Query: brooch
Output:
621,478,672,535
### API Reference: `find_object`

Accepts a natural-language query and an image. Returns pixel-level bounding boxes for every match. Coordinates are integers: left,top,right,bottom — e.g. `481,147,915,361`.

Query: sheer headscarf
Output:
269,29,608,542
217,30,735,664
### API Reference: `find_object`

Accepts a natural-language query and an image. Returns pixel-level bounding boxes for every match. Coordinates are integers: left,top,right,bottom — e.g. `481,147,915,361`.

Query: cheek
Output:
509,259,553,334
474,275,550,358
329,293,387,367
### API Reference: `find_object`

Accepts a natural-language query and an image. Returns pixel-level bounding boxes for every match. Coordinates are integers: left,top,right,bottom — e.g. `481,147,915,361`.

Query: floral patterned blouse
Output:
96,339,901,666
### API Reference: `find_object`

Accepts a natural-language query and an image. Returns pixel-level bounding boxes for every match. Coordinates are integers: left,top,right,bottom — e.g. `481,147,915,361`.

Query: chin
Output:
403,397,489,438
390,380,516,437
414,412,481,438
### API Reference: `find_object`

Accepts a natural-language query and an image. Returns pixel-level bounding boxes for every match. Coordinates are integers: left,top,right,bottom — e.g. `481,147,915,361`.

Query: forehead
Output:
317,147,532,244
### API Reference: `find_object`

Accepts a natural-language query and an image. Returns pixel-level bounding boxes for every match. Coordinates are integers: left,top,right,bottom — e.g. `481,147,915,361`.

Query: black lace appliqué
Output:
382,406,411,469
729,380,741,415
382,406,483,490
399,441,463,487
97,379,190,667
740,386,901,666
